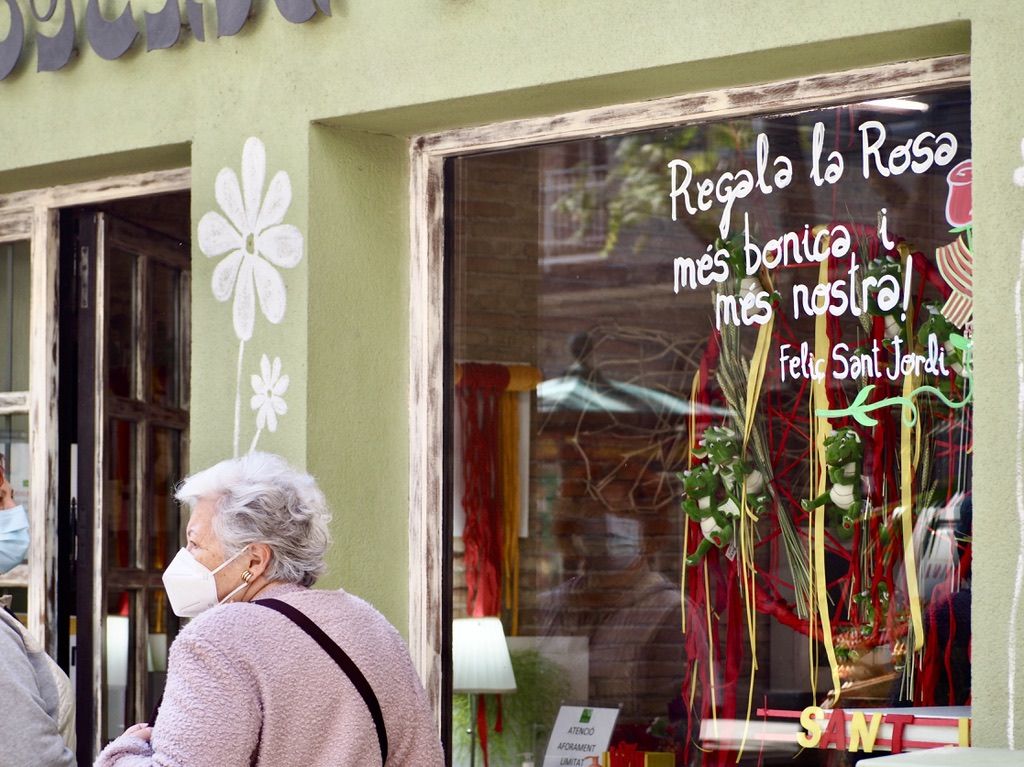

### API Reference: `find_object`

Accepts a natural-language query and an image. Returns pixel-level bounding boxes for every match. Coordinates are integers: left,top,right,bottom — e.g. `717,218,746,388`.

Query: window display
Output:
448,85,972,766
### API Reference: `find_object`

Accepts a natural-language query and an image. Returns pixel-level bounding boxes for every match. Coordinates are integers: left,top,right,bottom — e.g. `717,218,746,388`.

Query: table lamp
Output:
453,617,517,767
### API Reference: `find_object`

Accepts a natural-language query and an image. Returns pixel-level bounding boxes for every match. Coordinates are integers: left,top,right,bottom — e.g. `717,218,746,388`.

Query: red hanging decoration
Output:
476,695,490,767
459,364,512,767
459,363,511,618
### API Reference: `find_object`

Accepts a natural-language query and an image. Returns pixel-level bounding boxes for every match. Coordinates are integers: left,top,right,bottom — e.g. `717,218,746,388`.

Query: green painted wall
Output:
306,125,409,625
2,0,1024,747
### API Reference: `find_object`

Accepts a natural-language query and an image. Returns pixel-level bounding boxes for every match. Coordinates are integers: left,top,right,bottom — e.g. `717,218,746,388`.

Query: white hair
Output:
175,453,332,587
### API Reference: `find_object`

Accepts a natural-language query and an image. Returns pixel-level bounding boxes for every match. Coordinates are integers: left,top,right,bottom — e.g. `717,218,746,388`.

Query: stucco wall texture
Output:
1,0,1022,748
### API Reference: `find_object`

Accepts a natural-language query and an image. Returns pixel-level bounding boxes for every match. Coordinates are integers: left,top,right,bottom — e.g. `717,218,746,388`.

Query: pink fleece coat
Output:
94,583,444,767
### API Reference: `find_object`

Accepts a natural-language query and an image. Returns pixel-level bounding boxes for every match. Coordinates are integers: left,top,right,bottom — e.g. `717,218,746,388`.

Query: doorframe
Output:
0,167,189,658
405,54,971,724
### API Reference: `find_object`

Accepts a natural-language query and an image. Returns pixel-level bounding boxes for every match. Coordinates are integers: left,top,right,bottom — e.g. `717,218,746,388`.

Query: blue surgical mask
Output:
0,505,29,573
605,514,642,566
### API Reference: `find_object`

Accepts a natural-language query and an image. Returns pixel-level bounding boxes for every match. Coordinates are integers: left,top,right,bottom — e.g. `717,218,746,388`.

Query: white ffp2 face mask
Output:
162,547,248,618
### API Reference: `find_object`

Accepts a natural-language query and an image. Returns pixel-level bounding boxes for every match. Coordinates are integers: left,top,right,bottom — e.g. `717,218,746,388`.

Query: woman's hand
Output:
122,722,153,742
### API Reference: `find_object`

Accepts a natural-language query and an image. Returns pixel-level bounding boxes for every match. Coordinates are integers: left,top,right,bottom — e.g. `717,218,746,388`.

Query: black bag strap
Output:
254,598,388,765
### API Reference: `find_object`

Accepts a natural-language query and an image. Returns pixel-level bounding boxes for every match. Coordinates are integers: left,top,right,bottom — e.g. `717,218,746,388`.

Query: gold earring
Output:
241,570,252,583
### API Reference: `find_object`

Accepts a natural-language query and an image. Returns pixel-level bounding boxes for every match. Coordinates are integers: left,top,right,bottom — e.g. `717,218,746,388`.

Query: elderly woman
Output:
95,452,444,767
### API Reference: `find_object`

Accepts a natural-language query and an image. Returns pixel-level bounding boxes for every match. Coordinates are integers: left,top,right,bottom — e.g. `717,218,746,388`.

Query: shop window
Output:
0,238,31,608
0,235,32,616
446,83,972,766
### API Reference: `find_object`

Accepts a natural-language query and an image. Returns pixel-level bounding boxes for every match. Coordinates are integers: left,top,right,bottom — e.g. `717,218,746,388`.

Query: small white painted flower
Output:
198,137,304,341
250,354,289,433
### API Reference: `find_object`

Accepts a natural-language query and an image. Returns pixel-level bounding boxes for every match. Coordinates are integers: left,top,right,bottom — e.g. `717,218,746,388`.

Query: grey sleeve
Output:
0,621,76,767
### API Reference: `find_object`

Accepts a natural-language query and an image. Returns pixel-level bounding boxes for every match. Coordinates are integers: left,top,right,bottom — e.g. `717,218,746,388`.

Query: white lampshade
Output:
105,615,130,687
453,617,517,694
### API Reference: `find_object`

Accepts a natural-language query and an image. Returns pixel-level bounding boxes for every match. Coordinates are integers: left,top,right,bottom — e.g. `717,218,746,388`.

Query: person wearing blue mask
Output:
0,470,76,767
0,474,28,571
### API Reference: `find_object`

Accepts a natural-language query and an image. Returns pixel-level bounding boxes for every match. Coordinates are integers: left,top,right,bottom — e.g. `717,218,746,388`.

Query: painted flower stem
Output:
248,427,263,455
233,338,246,457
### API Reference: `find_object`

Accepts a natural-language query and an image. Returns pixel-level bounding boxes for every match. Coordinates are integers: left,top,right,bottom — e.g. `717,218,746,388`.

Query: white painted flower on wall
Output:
198,135,305,456
248,354,289,453
251,354,289,432
198,137,304,342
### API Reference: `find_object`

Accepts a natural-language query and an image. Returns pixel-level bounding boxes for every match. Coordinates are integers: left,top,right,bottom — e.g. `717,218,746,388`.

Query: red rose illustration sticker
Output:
937,158,973,328
945,159,973,228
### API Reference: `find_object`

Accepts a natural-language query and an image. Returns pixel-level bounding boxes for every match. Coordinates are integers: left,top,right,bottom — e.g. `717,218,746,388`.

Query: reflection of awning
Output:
537,372,729,416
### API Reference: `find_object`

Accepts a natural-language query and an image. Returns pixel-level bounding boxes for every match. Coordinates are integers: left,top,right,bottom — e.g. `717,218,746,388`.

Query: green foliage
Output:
452,649,571,767
550,123,750,255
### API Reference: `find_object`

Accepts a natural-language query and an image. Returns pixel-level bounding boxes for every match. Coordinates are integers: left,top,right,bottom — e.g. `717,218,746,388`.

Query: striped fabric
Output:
936,235,973,328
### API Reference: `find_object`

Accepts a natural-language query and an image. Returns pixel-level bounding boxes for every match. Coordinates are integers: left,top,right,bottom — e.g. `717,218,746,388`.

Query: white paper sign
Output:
543,705,619,767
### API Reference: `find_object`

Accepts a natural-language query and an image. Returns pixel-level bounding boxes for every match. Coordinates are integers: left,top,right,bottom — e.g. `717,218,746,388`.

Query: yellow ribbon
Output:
742,315,775,457
735,315,775,761
681,371,703,634
689,371,701,468
810,258,843,705
900,372,925,650
499,392,521,635
807,390,820,697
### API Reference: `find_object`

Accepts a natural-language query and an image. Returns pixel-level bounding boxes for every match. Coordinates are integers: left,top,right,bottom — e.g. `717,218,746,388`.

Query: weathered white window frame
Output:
0,168,190,655
407,54,971,715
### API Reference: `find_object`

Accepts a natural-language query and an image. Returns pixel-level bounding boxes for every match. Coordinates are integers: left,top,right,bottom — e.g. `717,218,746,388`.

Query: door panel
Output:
70,211,190,764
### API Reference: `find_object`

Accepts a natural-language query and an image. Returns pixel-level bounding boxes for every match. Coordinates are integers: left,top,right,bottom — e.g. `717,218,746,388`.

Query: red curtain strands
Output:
459,363,511,619
457,362,519,767
457,361,540,623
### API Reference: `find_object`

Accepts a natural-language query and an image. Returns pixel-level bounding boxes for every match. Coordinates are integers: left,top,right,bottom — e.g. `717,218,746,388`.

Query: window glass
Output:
0,240,30,392
107,249,137,399
0,413,31,585
149,427,182,571
104,590,133,741
448,86,972,766
0,586,28,621
150,265,182,408
0,413,31,511
145,588,178,720
106,418,135,570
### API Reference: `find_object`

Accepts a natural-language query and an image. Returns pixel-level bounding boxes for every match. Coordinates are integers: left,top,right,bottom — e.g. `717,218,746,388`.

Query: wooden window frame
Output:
406,54,971,720
0,168,190,655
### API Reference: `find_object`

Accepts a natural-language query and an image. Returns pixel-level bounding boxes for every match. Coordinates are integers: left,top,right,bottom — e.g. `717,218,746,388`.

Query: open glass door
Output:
71,208,190,763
